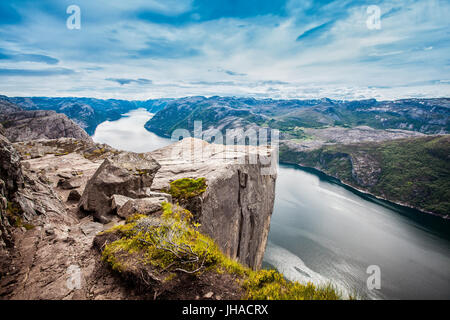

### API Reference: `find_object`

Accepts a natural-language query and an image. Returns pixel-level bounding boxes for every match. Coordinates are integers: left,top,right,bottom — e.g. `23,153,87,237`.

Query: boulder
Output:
57,172,72,180
79,152,161,223
111,194,132,212
117,197,167,219
80,221,103,236
0,110,92,143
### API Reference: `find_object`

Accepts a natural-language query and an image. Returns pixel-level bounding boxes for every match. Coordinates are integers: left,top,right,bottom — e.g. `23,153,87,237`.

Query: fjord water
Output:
93,109,450,300
264,164,450,300
93,109,171,152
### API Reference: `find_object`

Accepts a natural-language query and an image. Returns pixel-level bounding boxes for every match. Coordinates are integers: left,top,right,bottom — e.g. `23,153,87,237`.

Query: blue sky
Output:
0,0,449,100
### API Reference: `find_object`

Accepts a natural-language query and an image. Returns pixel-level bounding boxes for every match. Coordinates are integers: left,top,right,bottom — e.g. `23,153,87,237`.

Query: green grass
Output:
101,202,343,300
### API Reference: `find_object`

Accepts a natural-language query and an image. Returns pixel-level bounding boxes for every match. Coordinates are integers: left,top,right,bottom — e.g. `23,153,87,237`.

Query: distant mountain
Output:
145,96,450,139
0,109,92,143
0,98,92,142
1,96,172,135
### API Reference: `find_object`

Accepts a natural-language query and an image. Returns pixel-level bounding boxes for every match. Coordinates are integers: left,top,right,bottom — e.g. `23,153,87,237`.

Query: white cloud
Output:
0,0,449,100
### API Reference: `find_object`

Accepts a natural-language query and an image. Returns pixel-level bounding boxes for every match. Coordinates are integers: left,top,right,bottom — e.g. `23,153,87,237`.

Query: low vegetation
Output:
100,202,342,300
5,201,34,230
167,177,207,200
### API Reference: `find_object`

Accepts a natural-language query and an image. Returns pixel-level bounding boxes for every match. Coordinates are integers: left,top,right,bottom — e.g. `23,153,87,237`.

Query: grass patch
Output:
167,177,207,200
100,203,343,300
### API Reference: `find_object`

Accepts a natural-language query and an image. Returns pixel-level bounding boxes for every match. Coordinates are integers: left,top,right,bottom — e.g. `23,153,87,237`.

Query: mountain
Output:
0,98,92,142
1,96,172,135
145,96,450,139
0,134,337,300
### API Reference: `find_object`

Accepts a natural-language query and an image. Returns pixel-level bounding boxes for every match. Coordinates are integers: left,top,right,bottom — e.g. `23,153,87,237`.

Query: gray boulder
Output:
79,152,161,223
117,197,167,219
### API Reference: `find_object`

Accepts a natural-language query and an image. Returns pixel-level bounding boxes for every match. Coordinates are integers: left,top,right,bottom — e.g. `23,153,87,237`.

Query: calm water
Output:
264,165,450,300
93,110,450,300
93,108,171,152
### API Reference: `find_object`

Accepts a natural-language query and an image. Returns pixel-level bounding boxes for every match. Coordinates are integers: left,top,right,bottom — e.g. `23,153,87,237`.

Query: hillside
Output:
1,96,172,135
279,135,450,217
145,96,450,138
0,110,92,143
142,96,450,218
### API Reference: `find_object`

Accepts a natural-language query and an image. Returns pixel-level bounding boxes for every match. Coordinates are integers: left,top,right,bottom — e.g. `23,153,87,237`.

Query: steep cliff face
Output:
0,130,24,273
150,138,277,269
0,110,92,143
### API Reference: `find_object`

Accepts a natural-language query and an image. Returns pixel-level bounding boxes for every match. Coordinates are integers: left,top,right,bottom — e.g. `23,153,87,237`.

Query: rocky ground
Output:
0,138,138,299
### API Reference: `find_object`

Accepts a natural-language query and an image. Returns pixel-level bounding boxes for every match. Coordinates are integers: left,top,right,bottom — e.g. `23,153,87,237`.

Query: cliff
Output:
150,138,277,269
0,137,279,299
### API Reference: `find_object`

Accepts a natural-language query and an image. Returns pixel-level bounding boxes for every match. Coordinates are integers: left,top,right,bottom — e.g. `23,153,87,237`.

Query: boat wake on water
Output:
264,241,353,299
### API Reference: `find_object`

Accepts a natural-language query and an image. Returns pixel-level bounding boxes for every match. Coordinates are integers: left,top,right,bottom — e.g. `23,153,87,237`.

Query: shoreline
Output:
279,160,449,221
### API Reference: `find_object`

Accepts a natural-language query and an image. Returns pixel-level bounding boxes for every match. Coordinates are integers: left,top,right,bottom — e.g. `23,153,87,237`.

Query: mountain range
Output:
0,94,449,217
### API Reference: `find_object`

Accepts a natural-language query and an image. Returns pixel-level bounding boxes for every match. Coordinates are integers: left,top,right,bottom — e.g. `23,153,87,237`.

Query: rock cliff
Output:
150,138,277,269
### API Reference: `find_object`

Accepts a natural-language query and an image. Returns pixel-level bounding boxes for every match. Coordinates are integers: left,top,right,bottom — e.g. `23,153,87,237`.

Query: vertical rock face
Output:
79,152,161,223
0,129,24,196
0,128,24,274
150,138,277,269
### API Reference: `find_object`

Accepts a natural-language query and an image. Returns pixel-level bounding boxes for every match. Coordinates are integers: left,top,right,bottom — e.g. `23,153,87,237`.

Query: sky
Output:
0,0,449,100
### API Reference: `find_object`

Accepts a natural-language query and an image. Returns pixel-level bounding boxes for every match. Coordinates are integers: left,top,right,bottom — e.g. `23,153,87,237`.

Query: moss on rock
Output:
98,203,343,300
167,178,207,200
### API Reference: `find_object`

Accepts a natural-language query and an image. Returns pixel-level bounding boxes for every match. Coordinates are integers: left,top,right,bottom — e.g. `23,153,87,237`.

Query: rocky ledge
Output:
150,138,277,269
0,136,277,299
